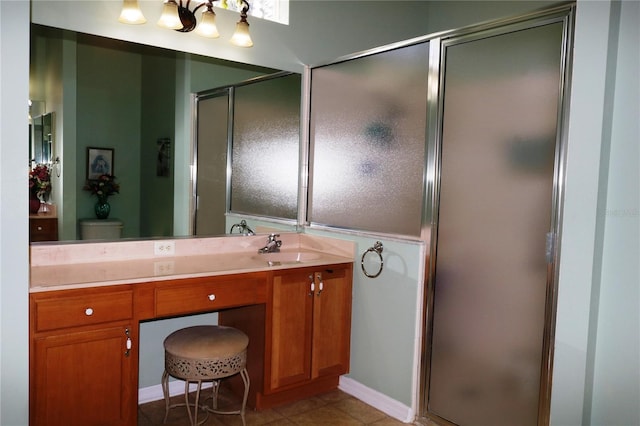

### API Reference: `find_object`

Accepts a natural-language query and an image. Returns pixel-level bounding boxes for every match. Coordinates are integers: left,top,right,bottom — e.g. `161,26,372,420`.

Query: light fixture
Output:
230,1,253,47
195,2,220,38
123,0,252,46
157,0,193,31
118,0,147,24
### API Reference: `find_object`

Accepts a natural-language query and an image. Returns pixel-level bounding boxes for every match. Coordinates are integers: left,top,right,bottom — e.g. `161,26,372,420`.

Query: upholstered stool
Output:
161,325,250,426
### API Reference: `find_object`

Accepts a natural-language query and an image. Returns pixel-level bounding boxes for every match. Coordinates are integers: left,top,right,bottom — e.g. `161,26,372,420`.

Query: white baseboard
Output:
339,376,415,423
138,381,213,405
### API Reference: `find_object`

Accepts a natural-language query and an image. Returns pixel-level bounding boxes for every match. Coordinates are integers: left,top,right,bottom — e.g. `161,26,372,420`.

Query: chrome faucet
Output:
229,220,254,236
258,233,282,254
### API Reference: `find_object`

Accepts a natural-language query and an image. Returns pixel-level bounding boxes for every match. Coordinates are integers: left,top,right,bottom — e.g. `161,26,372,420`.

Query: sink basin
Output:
253,251,321,264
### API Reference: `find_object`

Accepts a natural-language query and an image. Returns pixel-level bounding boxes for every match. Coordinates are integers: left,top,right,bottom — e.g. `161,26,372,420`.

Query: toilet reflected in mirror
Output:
79,219,124,241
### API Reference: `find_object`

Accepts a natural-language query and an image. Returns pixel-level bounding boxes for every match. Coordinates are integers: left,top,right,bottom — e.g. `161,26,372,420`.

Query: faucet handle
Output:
240,220,254,236
268,233,280,242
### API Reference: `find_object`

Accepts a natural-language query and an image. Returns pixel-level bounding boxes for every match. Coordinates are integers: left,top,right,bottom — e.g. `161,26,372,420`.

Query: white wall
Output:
550,1,613,423
0,1,30,424
2,1,638,424
588,1,639,424
550,1,639,425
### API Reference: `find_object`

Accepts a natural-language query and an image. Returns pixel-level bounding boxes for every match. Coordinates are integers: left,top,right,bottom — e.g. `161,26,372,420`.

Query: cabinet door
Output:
311,267,352,378
269,271,314,390
32,326,134,426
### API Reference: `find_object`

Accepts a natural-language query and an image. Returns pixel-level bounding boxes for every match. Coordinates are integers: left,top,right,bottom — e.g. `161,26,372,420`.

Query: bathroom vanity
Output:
28,234,354,426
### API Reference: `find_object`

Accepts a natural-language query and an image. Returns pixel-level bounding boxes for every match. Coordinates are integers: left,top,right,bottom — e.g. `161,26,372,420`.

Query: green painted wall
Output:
76,37,143,237
140,50,176,238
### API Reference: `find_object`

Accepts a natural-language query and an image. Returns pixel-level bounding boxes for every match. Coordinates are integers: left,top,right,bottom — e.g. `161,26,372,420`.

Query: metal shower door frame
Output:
418,4,575,425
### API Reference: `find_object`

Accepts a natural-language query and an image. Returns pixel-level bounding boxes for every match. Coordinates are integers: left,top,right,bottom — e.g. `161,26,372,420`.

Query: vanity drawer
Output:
29,217,58,242
155,275,266,317
32,290,133,332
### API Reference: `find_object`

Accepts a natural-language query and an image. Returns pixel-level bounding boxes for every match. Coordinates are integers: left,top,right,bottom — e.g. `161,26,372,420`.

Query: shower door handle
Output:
545,232,556,264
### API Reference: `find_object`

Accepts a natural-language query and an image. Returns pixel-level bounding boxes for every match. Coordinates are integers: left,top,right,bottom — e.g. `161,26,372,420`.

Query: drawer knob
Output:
37,226,43,231
207,294,216,301
85,308,94,316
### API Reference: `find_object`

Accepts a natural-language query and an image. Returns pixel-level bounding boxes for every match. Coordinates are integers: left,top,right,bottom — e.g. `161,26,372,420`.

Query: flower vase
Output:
94,198,111,219
29,193,41,214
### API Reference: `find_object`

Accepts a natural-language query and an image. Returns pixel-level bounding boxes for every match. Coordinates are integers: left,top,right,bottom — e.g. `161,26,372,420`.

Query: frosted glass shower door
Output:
195,91,230,236
428,23,564,425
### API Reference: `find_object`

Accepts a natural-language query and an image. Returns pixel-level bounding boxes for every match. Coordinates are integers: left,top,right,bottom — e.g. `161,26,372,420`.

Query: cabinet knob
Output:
208,294,216,301
37,226,43,231
85,308,94,316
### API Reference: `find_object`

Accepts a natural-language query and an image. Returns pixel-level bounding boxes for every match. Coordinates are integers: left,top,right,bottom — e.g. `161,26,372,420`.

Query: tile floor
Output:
138,387,412,426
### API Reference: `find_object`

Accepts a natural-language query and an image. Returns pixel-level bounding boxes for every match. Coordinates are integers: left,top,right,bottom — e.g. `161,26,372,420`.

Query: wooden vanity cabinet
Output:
28,263,354,419
29,286,135,426
265,264,353,398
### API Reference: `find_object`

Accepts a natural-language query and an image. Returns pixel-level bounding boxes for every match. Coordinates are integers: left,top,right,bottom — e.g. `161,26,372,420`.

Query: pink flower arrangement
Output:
83,174,120,201
29,164,51,199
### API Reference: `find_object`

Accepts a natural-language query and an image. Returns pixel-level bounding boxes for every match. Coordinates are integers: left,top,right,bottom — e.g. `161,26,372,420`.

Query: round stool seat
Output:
164,325,248,381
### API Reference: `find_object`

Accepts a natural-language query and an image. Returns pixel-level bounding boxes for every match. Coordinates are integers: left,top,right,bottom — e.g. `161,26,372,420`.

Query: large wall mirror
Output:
29,24,301,242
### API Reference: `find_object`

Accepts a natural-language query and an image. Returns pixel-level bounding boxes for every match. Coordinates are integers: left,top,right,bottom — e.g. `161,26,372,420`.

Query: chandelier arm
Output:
191,1,210,14
240,0,249,15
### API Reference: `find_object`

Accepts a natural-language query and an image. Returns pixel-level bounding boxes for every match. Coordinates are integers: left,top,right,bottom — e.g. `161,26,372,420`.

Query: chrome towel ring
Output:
361,241,384,278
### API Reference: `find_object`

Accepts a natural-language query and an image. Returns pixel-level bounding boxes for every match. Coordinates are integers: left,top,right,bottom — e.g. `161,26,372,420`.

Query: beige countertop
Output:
29,233,355,292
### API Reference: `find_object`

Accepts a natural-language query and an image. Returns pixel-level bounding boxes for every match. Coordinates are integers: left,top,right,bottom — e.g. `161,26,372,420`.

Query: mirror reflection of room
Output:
29,24,300,243
28,104,59,242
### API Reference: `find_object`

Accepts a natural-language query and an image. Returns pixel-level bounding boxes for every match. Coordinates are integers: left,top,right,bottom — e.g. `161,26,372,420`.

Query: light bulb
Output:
157,1,182,30
118,0,147,24
195,9,220,38
230,20,253,47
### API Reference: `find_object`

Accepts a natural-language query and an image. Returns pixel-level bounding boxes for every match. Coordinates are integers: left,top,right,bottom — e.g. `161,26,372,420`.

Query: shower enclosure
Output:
305,3,575,424
422,6,573,425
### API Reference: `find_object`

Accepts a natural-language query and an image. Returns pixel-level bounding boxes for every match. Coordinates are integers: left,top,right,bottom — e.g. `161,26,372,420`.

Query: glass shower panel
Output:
195,92,229,236
230,74,301,219
309,43,429,237
428,23,563,425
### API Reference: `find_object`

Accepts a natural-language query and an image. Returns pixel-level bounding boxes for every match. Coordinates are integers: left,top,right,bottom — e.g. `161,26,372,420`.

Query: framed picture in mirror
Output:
87,147,114,179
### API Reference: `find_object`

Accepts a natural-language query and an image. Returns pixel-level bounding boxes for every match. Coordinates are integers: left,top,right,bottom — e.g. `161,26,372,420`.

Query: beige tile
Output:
369,416,410,425
138,389,396,426
273,396,328,418
214,408,286,426
333,398,387,424
261,420,296,425
316,389,355,404
288,405,364,425
137,409,154,426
